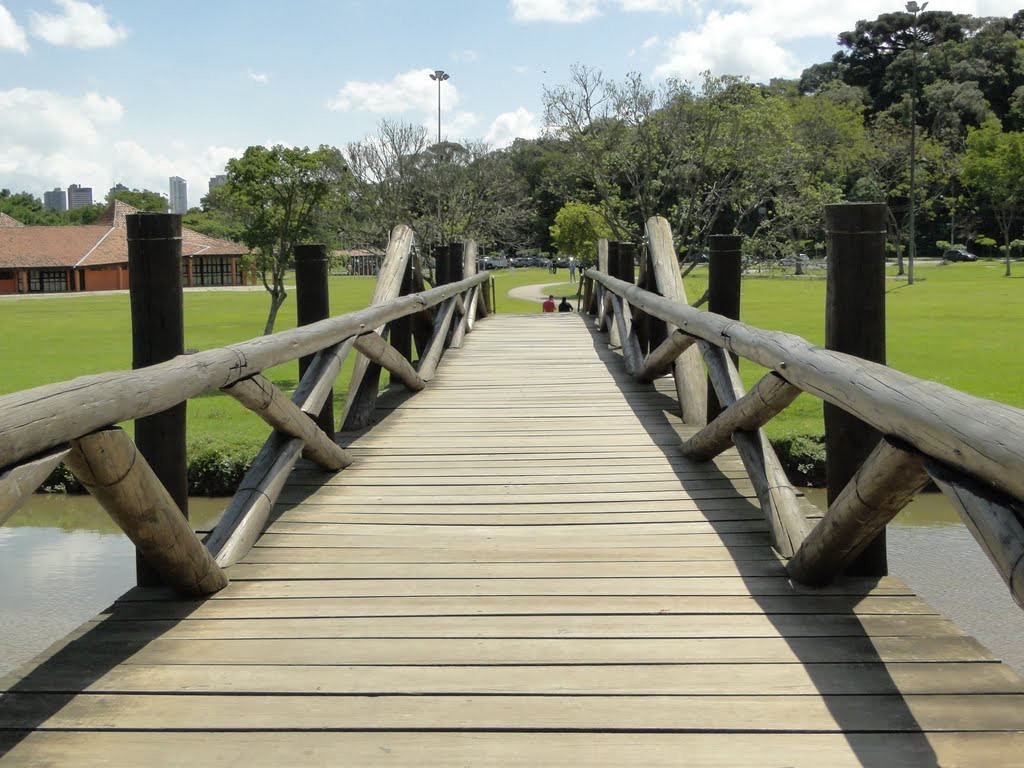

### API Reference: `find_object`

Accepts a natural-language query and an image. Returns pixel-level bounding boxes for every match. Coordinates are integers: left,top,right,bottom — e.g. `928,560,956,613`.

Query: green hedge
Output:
41,437,260,497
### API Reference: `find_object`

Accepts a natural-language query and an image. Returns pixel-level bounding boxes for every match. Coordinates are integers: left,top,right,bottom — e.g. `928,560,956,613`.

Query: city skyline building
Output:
67,184,93,210
169,176,188,215
43,188,67,212
208,174,228,195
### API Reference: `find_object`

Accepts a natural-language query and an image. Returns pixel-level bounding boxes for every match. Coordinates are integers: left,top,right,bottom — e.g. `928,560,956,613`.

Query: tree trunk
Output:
1004,227,1013,278
264,285,288,335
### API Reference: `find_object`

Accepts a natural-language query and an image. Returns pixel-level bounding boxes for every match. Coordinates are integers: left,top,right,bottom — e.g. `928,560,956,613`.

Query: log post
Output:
127,212,186,588
788,439,929,585
66,428,227,595
435,242,462,287
645,216,707,426
927,459,1024,607
681,372,800,461
388,258,415,369
0,446,70,526
294,243,333,438
635,330,698,384
707,235,743,423
824,202,889,576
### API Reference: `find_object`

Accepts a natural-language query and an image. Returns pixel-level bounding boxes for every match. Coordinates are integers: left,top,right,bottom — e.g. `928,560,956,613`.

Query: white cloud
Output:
642,35,660,49
484,107,541,147
511,0,601,23
452,49,478,63
0,4,28,52
30,0,126,49
327,68,461,114
654,9,801,83
617,0,693,11
0,86,238,209
434,110,481,140
651,0,1024,84
248,69,269,85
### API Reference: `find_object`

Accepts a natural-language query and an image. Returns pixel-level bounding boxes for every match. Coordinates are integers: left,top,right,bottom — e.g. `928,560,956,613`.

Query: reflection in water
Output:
0,495,226,678
804,488,1024,675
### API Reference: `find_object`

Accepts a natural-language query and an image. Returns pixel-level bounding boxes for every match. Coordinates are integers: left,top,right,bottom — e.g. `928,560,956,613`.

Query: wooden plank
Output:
104,595,940,620
251,532,773,549
4,691,1023,732
241,545,782,564
228,559,788,578
68,612,963,642
172,575,911,600
3,731,1023,768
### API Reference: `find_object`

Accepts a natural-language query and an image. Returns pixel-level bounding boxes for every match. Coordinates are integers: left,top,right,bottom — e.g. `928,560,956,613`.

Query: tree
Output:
106,187,168,212
223,144,351,333
549,202,612,267
345,119,431,246
962,119,1024,276
0,191,61,225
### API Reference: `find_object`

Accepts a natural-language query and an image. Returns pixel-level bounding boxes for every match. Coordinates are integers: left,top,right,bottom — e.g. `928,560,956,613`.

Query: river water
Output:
2,492,1023,678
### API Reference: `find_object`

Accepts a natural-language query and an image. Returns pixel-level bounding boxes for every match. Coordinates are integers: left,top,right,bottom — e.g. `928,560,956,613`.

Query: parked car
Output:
942,248,978,262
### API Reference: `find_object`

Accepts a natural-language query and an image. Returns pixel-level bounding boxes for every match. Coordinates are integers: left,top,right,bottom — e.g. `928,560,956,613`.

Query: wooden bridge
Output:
3,210,1024,765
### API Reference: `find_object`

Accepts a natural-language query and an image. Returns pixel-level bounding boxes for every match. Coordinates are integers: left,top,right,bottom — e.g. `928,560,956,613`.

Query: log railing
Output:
584,213,1024,606
0,222,490,595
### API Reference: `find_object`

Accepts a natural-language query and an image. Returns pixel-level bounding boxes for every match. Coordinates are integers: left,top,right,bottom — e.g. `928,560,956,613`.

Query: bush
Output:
186,438,259,496
39,437,260,497
770,433,826,487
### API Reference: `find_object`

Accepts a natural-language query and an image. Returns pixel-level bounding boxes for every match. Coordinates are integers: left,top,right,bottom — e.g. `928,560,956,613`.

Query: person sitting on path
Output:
558,296,573,313
542,295,556,312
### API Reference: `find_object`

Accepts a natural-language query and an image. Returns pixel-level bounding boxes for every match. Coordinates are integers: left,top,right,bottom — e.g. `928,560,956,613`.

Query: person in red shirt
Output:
542,295,556,312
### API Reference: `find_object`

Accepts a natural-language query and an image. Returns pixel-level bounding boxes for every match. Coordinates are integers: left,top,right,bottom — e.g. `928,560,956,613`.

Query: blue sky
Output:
2,0,1020,208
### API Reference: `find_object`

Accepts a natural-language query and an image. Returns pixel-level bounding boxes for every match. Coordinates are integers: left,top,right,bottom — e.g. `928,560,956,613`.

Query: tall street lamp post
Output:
429,69,449,144
906,0,927,286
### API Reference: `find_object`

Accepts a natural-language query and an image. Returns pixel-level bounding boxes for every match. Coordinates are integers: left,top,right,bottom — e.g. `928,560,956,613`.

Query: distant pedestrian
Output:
568,260,577,281
558,296,573,313
542,295,556,313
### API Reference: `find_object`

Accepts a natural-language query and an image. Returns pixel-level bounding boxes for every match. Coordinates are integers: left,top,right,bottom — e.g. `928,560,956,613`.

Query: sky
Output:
2,0,1021,209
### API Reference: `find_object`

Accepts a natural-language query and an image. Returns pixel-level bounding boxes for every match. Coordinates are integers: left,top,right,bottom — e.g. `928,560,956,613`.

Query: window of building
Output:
194,256,232,286
27,269,68,293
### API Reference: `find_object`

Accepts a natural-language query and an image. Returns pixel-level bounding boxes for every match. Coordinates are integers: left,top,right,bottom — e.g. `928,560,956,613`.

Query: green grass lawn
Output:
680,260,1024,438
1,260,1019,453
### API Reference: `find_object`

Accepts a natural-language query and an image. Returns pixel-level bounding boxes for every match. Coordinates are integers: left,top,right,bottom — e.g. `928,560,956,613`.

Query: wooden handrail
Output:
585,267,1024,506
0,270,489,471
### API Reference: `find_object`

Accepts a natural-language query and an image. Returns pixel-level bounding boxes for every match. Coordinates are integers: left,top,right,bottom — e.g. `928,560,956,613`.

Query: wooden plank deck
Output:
3,313,1024,766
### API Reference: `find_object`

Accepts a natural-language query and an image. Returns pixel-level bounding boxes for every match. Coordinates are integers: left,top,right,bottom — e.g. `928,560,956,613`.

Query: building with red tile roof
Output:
0,201,250,295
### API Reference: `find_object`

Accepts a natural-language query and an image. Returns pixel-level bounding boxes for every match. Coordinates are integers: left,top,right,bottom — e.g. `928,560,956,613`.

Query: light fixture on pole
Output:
429,69,450,144
905,0,927,286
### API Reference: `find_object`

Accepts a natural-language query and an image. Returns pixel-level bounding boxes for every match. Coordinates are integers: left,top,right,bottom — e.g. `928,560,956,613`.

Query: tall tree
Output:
549,201,612,267
223,144,351,333
106,187,168,212
962,119,1024,276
